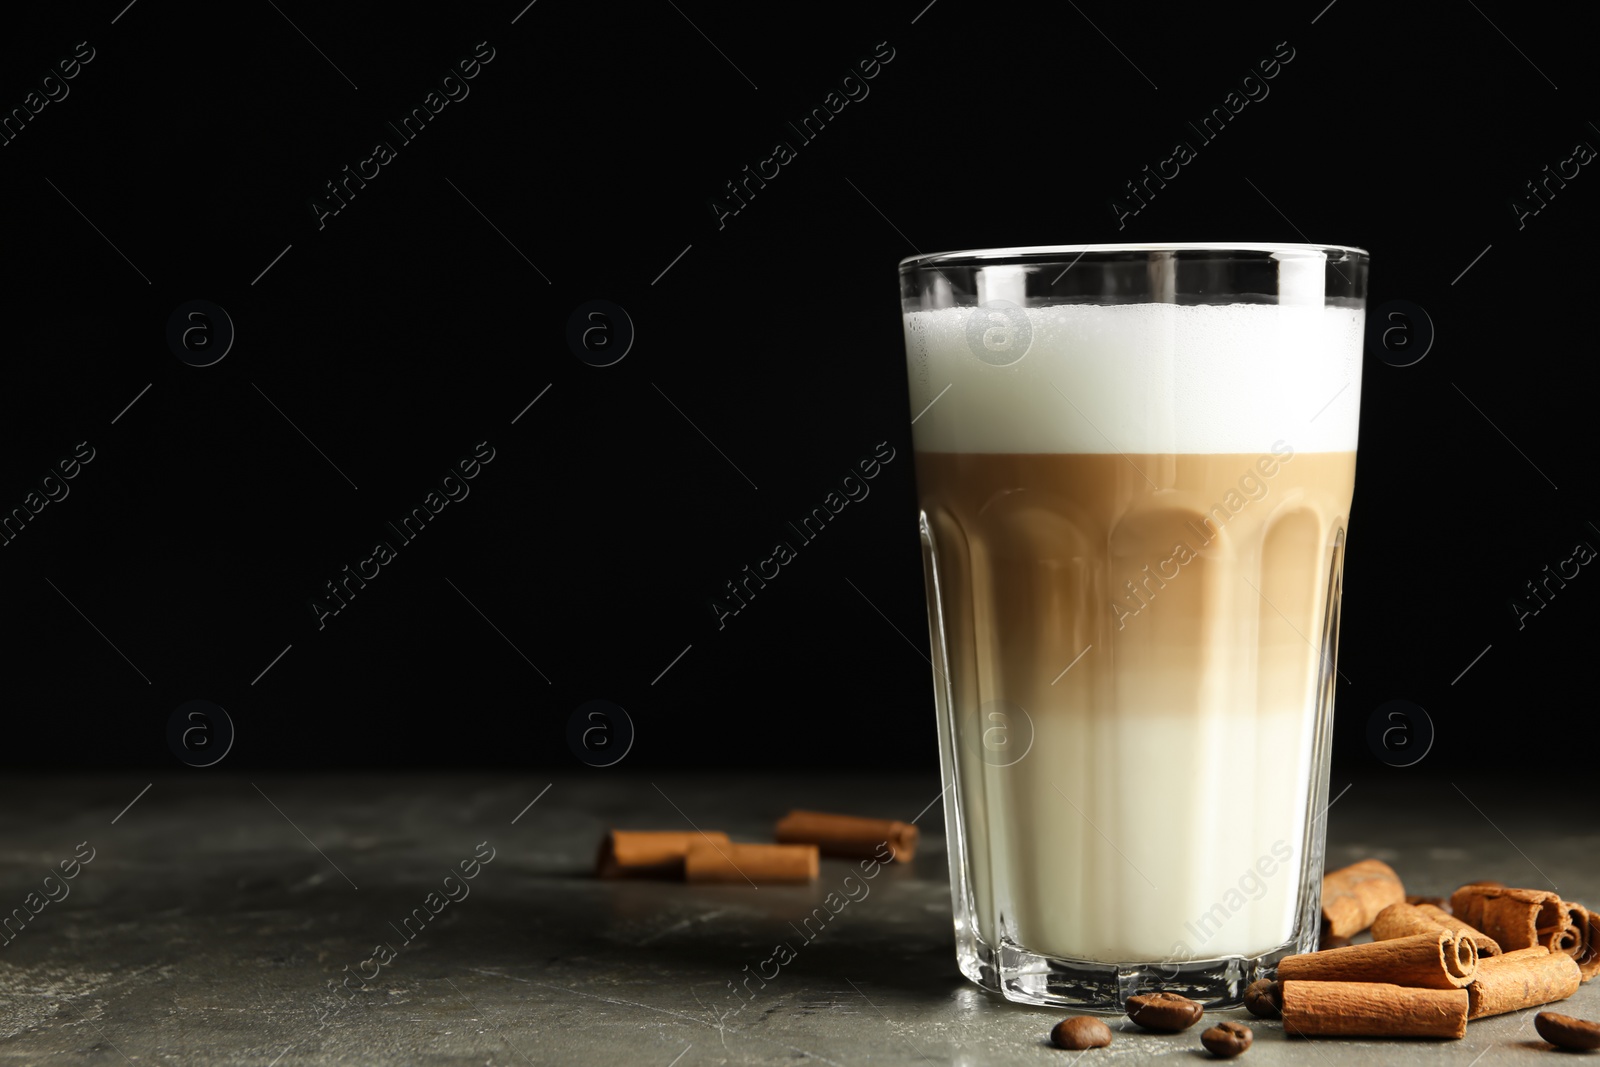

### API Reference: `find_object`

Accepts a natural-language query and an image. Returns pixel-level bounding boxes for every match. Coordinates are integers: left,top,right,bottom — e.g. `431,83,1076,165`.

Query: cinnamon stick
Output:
774,810,918,862
684,841,818,884
1548,900,1584,956
596,830,731,878
1372,902,1502,958
1449,885,1566,952
1466,946,1581,1019
1322,859,1406,938
1277,930,1477,989
1453,886,1600,981
1573,904,1600,981
1281,980,1468,1039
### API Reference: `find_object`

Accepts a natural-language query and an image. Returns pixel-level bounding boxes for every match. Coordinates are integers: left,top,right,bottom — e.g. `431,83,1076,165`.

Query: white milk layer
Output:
904,302,1363,455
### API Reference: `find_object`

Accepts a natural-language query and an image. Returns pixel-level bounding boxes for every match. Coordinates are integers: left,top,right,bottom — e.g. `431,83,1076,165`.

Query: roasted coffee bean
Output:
1243,979,1281,1019
1050,1016,1112,1050
1535,1012,1600,1051
1201,1022,1253,1058
1126,991,1204,1032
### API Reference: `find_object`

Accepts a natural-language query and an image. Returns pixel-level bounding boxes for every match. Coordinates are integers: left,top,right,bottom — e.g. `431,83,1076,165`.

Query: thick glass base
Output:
963,937,1306,1012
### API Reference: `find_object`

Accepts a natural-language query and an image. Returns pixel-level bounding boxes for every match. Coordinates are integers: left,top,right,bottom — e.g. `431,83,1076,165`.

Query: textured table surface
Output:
0,771,1592,1065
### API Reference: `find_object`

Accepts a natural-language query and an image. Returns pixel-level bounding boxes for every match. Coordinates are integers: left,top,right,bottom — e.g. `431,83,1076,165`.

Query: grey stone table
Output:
0,771,1593,1065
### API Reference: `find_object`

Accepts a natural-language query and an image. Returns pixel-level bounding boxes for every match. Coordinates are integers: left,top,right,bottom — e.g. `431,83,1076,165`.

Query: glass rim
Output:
899,242,1369,271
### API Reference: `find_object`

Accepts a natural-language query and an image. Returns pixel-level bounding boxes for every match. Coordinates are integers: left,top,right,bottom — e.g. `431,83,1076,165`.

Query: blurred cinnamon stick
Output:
685,841,818,884
774,810,918,862
596,830,729,878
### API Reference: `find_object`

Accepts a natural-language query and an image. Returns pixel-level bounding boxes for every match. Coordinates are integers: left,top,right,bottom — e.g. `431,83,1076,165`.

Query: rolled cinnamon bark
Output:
1278,930,1477,989
1372,902,1502,958
685,840,818,884
596,830,731,878
774,810,918,862
1547,901,1583,956
1466,946,1581,1019
1573,905,1600,981
1322,859,1406,938
1449,885,1566,952
1451,885,1600,979
1281,981,1468,1039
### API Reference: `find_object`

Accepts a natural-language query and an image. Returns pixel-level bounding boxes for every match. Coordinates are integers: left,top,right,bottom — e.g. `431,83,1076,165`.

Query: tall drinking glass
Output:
901,243,1366,1009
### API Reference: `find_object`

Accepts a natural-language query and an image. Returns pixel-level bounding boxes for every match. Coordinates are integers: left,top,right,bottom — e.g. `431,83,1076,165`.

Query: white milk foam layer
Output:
904,303,1364,454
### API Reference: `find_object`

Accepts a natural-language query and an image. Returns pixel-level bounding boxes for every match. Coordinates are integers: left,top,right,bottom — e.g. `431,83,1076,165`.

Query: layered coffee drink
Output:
904,287,1362,1001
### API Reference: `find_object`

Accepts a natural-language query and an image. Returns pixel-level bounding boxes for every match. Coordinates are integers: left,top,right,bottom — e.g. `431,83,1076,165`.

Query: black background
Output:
1,0,1593,777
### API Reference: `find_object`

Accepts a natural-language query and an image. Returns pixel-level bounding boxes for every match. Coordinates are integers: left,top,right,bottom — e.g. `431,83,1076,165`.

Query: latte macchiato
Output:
906,300,1361,965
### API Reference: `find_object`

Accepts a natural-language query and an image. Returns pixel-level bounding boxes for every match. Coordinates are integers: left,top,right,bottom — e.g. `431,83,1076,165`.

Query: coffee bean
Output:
1535,1012,1600,1051
1243,979,1281,1019
1050,1016,1112,1050
1126,992,1204,1032
1201,1022,1253,1058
